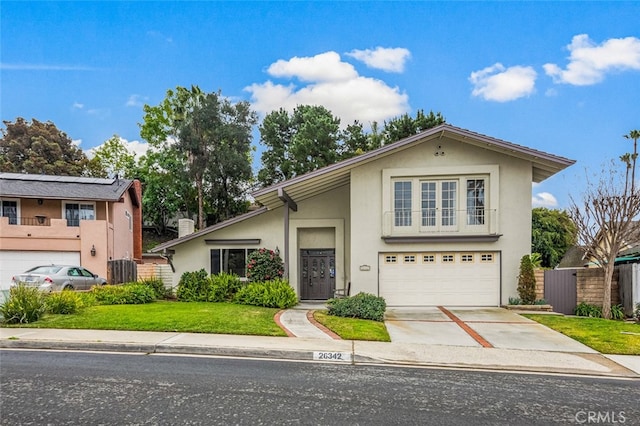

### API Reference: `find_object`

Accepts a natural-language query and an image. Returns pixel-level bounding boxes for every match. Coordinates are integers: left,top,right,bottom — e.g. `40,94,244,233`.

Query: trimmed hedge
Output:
327,293,386,322
90,284,156,305
45,291,86,314
176,270,243,302
176,269,210,302
208,272,243,302
234,279,297,309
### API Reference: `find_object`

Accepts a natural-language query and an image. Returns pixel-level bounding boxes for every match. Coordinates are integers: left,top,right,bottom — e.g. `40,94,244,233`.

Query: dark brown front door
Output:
300,249,335,300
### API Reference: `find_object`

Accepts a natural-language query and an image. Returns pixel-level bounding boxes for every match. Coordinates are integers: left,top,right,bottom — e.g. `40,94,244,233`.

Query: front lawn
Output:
524,314,640,355
3,301,287,337
314,310,391,342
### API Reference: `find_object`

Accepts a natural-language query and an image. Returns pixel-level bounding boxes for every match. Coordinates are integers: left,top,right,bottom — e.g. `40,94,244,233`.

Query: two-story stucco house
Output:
152,124,575,307
0,173,142,289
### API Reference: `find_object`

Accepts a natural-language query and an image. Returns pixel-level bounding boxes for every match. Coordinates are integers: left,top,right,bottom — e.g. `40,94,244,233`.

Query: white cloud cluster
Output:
86,136,149,160
470,34,640,102
469,63,537,102
345,47,411,72
544,34,640,85
126,94,148,108
532,192,558,208
245,50,409,127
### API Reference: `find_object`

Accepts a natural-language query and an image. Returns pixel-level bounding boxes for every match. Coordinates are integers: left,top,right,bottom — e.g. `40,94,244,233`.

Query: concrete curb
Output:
2,339,638,379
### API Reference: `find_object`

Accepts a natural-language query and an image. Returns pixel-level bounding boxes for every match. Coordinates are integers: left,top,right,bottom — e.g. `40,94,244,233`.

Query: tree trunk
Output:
601,261,614,319
196,177,204,230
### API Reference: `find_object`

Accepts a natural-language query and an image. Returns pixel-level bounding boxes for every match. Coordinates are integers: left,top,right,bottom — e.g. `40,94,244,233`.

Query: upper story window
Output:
383,165,498,237
392,177,486,233
420,180,458,229
394,181,412,226
125,211,132,231
466,179,485,226
65,203,95,227
1,199,18,225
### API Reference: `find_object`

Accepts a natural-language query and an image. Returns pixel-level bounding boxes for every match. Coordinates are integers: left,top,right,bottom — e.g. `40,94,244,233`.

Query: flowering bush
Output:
246,248,284,282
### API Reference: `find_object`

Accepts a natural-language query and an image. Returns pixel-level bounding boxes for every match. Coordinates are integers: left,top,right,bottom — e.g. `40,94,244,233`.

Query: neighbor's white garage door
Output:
379,252,500,306
0,251,80,290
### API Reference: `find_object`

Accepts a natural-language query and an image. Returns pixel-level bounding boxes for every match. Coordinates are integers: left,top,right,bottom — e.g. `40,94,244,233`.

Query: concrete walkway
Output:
278,309,333,340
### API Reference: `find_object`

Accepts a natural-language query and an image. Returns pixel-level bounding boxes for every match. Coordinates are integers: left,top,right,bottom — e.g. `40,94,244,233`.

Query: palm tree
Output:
623,130,639,193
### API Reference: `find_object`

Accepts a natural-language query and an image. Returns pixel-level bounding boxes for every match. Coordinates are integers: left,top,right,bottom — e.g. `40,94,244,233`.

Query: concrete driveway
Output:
384,307,598,353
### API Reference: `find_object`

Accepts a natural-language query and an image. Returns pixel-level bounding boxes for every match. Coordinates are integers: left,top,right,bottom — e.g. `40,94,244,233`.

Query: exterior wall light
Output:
91,245,96,256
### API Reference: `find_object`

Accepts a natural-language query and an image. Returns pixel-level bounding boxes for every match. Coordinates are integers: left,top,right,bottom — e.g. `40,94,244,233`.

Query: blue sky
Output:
2,1,639,209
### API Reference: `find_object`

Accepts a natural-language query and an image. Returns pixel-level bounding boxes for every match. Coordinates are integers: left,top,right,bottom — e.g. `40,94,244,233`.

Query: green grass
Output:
313,310,391,342
3,301,287,337
524,314,640,355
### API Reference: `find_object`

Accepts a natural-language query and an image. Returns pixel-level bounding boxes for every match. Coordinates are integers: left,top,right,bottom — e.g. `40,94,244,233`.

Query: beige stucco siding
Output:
169,185,351,297
349,136,532,305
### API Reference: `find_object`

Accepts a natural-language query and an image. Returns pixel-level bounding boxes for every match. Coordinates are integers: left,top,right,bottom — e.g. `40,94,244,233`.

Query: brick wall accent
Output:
137,264,157,280
534,269,545,300
137,263,173,290
576,268,620,305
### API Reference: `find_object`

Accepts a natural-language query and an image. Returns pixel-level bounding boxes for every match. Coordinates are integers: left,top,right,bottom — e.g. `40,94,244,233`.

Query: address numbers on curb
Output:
313,351,352,362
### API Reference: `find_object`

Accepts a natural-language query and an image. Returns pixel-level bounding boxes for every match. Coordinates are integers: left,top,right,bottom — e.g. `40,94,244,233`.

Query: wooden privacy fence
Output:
543,269,577,315
540,267,621,315
617,263,640,317
107,259,137,284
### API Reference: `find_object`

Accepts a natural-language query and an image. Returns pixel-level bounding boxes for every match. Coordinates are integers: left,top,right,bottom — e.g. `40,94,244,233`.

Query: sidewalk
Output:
1,326,639,379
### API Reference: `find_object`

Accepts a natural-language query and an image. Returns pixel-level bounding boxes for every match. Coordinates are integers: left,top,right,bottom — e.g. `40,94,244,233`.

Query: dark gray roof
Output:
0,173,133,202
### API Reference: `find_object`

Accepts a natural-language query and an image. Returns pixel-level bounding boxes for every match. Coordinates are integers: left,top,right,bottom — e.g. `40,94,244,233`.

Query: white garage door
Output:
379,252,500,306
0,251,80,290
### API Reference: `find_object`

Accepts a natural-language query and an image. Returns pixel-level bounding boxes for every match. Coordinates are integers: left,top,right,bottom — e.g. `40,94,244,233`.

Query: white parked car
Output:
11,265,107,291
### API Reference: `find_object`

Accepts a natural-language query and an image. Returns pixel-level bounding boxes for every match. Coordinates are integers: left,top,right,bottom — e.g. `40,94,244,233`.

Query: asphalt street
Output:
1,350,638,425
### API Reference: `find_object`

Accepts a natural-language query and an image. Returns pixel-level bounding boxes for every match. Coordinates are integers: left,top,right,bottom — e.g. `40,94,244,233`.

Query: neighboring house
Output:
152,124,575,307
560,221,640,268
0,173,142,289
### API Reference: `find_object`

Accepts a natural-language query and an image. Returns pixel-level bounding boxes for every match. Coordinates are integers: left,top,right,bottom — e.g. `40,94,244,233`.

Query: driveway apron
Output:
385,307,597,353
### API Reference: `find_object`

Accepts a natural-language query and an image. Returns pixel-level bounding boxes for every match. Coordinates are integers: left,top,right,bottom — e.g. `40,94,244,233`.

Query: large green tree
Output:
257,106,446,187
88,134,137,178
257,105,342,186
140,86,257,229
531,207,577,268
379,109,446,146
0,118,91,176
135,146,197,235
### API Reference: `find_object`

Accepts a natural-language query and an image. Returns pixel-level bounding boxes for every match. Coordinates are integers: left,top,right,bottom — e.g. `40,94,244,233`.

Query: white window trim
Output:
382,165,499,236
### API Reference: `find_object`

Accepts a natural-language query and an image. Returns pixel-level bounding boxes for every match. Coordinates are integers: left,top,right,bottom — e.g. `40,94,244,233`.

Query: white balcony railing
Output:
382,209,498,237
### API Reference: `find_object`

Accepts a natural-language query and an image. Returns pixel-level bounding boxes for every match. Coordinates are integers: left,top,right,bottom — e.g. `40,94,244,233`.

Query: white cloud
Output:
532,192,558,208
72,102,84,110
469,63,537,102
346,47,411,72
246,51,409,127
126,94,148,107
267,51,358,82
544,34,640,85
86,136,149,159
